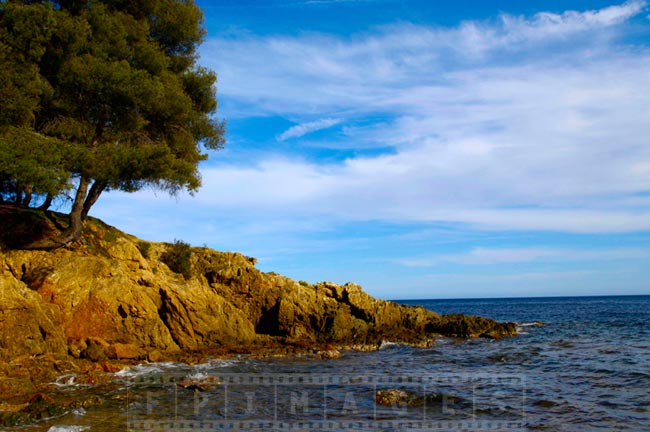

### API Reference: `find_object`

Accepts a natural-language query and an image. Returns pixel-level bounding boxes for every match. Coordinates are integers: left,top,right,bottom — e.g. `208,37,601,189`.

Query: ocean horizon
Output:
395,293,650,302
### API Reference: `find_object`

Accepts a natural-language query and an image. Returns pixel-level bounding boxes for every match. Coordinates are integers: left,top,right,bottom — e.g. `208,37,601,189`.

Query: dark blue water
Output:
399,295,650,431
19,295,650,431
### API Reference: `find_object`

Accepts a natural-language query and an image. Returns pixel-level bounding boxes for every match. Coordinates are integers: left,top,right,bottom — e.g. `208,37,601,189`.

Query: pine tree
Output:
0,0,224,248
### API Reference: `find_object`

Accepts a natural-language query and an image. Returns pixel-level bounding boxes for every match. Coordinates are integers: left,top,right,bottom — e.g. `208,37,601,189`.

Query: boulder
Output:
106,343,145,360
375,389,413,407
427,314,518,338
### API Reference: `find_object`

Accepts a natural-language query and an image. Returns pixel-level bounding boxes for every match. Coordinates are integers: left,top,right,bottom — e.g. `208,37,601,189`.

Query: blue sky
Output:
93,0,650,299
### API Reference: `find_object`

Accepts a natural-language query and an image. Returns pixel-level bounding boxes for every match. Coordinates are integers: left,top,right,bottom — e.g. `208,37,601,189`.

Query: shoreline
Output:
0,206,517,426
0,337,448,427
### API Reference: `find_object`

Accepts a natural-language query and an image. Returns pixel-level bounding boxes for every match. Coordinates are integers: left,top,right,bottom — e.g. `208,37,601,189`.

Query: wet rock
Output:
375,388,413,407
177,376,222,392
0,377,36,401
0,392,103,428
426,314,517,338
0,354,79,399
98,361,123,373
375,388,467,410
317,349,341,359
0,401,29,413
534,399,558,408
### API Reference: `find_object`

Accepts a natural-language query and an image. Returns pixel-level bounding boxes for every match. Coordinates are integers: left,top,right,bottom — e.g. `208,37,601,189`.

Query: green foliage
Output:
0,2,55,127
0,126,71,200
137,241,151,259
102,229,118,243
161,239,193,280
0,2,65,205
299,280,310,287
0,0,224,235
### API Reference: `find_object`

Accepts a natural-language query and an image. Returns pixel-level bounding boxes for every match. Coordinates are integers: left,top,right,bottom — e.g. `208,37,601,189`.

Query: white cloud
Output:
398,247,650,267
83,2,650,298
277,118,342,141
190,2,650,235
492,0,647,45
202,1,648,115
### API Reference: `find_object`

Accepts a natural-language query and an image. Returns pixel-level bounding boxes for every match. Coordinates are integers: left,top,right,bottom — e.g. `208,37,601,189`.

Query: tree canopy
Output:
0,0,224,247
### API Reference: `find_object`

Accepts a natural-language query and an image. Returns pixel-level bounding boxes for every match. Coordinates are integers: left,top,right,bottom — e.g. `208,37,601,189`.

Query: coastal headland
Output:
0,205,516,425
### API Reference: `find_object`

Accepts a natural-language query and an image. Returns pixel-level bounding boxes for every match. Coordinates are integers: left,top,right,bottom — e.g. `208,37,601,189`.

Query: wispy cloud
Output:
202,1,649,114
277,118,342,141
397,247,650,267
474,0,648,49
84,1,650,297
193,1,650,236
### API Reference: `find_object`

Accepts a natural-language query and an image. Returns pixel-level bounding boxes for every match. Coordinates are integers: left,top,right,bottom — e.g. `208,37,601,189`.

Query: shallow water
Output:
11,295,650,431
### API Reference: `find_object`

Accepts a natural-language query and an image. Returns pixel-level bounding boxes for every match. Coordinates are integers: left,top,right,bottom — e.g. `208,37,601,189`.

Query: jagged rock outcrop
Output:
0,205,517,365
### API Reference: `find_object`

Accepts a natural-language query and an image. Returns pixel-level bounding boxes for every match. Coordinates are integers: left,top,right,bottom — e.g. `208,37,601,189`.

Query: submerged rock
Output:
375,388,469,411
0,392,102,427
375,388,414,407
534,399,559,408
177,376,222,392
317,349,341,359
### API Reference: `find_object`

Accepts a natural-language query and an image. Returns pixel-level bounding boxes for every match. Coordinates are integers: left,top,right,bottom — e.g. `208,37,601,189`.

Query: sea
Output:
13,295,650,432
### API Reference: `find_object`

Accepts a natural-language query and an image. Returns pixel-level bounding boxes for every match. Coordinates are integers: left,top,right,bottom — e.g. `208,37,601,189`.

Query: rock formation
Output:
0,205,517,366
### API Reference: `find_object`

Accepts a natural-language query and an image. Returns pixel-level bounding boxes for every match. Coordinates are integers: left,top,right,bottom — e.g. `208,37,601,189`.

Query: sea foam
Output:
47,426,90,432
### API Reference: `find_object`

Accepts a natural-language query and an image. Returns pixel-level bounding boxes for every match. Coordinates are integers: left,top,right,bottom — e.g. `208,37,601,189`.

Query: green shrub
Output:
137,241,151,258
103,229,118,243
161,239,193,280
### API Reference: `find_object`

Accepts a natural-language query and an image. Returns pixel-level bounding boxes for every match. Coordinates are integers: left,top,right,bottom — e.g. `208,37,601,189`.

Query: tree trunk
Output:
81,180,106,220
15,182,23,205
25,176,91,249
65,176,90,240
22,184,33,207
37,193,53,211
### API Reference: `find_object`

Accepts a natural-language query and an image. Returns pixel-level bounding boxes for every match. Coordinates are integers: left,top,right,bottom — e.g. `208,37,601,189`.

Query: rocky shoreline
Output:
0,205,517,426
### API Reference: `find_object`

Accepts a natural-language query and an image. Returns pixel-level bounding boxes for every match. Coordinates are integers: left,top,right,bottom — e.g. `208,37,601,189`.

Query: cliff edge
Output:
0,205,516,377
